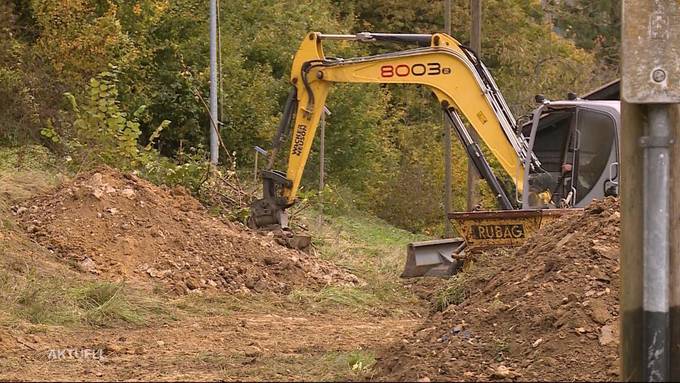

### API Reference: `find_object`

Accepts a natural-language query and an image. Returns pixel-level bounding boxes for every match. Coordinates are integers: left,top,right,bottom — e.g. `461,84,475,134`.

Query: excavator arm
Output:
250,32,535,228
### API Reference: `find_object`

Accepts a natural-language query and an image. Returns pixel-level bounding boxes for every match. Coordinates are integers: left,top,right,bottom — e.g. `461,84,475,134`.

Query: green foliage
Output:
48,68,213,194
0,2,46,145
0,145,55,172
0,67,41,145
549,0,621,68
141,146,211,192
53,69,168,170
31,0,133,84
0,0,620,234
345,350,376,372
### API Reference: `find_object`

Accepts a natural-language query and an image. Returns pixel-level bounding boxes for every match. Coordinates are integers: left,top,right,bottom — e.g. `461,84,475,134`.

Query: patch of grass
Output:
491,336,510,362
24,324,49,334
489,297,507,312
2,217,14,230
322,213,424,248
290,208,432,316
172,291,287,317
343,350,376,371
0,145,57,172
434,272,473,311
288,283,421,317
1,254,174,328
309,349,376,379
306,208,426,276
14,275,78,325
287,286,377,311
208,349,377,381
71,282,145,326
194,351,233,372
0,145,64,213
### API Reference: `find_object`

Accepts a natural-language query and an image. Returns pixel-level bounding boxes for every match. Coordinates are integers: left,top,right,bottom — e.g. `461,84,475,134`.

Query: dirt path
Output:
3,308,419,381
0,167,429,382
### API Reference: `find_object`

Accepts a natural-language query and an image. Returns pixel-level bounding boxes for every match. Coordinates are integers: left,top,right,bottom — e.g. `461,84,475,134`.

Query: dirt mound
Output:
375,198,620,381
15,168,359,294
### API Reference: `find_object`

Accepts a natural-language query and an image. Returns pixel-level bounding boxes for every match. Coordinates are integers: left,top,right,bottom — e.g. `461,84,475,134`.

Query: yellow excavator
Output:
249,32,620,277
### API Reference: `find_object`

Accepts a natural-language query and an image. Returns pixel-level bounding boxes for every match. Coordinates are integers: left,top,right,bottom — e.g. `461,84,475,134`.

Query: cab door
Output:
572,107,619,207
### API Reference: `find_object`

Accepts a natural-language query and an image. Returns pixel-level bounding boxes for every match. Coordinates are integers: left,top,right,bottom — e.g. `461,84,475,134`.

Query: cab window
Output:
575,110,616,202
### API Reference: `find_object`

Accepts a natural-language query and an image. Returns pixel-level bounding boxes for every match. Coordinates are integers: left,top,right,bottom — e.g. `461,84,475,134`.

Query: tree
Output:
0,0,617,234
548,0,621,71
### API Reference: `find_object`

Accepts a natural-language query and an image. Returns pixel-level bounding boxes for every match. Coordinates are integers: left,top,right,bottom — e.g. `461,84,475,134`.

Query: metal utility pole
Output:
318,107,330,230
621,1,680,381
319,111,326,196
443,0,453,237
209,0,219,165
467,0,481,211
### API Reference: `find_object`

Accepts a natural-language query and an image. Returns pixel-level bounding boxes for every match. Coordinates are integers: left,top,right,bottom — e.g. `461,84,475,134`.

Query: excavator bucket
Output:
402,209,582,278
401,238,466,278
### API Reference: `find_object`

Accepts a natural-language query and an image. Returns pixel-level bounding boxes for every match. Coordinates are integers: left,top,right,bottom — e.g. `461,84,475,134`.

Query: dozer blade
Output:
401,238,466,278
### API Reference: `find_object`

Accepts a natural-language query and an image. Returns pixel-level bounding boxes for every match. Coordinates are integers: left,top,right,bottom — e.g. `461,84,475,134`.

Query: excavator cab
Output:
521,101,620,209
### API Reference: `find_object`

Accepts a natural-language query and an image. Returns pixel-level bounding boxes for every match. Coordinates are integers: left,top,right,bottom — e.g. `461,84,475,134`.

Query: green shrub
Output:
44,68,169,171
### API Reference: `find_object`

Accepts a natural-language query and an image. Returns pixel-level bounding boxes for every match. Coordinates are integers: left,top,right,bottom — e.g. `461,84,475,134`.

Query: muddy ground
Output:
1,302,418,381
16,168,358,294
375,198,621,381
0,167,424,381
0,167,622,381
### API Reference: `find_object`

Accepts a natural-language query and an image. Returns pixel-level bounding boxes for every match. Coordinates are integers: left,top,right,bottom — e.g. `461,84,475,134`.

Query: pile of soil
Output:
15,168,359,294
375,198,620,381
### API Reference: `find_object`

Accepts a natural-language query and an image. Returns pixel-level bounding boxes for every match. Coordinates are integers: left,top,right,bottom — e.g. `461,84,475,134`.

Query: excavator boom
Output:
249,32,536,228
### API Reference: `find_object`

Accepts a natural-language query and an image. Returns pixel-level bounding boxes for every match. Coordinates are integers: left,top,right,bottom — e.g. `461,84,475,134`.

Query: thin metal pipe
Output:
318,109,326,230
467,0,481,211
266,88,297,170
209,0,219,164
443,0,453,235
643,104,672,382
316,33,361,40
446,108,513,209
443,111,453,235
